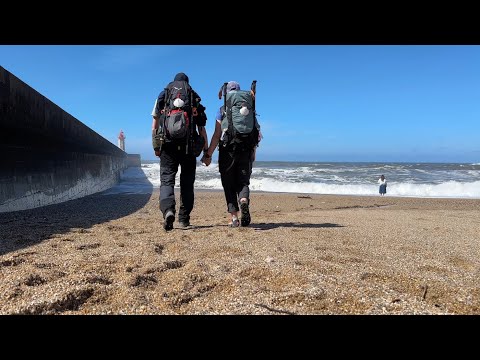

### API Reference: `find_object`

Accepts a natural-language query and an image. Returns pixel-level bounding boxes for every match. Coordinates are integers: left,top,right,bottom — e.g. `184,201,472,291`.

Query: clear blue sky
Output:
1,45,479,163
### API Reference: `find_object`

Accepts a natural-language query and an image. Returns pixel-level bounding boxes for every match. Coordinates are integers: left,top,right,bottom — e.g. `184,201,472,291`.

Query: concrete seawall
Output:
0,66,127,213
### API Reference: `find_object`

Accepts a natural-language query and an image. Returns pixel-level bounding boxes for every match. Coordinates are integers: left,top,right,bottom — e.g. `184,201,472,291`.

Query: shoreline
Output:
1,191,479,314
138,187,480,200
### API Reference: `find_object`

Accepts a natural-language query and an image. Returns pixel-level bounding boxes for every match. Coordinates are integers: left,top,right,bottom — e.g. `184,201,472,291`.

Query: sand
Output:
1,190,479,315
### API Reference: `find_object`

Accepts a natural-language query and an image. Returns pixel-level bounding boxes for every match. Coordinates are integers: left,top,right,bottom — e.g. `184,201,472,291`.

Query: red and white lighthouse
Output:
118,130,126,151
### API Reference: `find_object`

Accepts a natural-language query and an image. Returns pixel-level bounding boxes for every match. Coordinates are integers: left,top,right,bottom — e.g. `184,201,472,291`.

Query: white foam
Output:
104,163,480,199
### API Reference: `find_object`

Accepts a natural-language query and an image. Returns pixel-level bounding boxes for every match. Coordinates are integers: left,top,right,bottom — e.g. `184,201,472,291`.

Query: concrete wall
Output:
0,66,127,213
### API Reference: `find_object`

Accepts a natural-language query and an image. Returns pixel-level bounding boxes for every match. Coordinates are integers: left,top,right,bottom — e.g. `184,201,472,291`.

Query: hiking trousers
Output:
218,147,253,213
159,143,197,223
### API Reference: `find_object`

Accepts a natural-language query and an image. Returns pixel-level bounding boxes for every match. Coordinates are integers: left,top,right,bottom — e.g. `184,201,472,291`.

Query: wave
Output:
105,163,480,199
245,178,480,198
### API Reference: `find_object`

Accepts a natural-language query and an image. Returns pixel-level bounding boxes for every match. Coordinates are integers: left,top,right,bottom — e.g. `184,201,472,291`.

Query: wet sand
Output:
1,191,479,314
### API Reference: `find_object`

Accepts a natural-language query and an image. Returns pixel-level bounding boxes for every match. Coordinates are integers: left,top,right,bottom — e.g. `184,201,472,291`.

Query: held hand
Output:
201,154,212,166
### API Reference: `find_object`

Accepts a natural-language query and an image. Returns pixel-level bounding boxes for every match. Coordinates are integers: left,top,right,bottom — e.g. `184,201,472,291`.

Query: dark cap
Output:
174,72,189,82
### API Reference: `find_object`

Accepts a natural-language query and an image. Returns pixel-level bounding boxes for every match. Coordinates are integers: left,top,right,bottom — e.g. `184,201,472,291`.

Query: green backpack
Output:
220,81,260,150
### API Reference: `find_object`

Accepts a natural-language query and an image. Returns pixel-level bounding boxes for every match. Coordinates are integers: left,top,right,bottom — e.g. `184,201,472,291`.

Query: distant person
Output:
202,80,261,227
378,175,387,196
151,72,209,231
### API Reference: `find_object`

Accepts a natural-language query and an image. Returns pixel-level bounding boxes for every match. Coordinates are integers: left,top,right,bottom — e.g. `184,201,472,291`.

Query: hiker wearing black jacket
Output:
151,72,208,231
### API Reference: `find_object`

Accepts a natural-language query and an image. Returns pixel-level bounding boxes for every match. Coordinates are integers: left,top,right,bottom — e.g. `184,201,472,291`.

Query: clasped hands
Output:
201,151,212,166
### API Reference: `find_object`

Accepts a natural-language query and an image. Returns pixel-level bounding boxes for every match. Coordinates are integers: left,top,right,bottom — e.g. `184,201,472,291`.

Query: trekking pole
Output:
223,82,228,113
251,80,261,147
220,82,228,145
251,80,257,113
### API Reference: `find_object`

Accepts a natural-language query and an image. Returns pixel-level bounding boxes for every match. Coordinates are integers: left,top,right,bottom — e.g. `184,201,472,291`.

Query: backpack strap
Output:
251,80,258,127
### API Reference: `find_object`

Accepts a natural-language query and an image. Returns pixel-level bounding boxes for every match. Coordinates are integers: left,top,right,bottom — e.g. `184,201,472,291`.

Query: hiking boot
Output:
163,210,175,231
178,220,190,229
240,201,251,227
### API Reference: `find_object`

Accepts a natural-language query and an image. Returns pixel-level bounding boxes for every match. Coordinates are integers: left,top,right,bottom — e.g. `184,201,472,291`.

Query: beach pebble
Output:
1,191,478,315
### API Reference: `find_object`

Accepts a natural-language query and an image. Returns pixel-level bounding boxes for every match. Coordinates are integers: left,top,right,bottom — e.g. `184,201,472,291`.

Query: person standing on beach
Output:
202,80,261,227
151,72,209,231
378,175,387,196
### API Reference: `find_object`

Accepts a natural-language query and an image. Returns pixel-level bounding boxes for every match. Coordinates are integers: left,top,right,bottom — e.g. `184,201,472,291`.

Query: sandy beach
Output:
1,190,479,315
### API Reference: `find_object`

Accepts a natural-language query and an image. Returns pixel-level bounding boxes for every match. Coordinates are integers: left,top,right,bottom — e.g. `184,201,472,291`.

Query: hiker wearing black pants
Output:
203,81,260,227
151,72,208,231
218,143,254,226
159,142,197,226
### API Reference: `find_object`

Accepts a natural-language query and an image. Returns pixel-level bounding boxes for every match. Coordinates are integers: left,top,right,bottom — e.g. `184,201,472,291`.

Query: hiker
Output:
151,72,209,231
202,80,261,227
378,174,387,196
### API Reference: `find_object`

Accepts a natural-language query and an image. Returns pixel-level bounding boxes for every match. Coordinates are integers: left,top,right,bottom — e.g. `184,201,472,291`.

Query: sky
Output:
1,45,479,163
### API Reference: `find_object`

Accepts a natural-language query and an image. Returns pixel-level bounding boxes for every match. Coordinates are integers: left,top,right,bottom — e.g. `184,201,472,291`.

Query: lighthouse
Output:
118,130,125,151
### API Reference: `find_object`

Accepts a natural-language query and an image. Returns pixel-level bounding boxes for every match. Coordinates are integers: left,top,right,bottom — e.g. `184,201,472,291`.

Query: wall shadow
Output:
0,170,152,256
253,222,344,230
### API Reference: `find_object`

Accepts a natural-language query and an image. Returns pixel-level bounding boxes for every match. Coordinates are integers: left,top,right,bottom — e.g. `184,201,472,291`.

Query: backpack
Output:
163,80,193,141
220,83,260,151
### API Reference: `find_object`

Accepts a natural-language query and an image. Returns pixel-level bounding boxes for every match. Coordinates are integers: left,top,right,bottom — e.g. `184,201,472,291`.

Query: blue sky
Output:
1,45,479,163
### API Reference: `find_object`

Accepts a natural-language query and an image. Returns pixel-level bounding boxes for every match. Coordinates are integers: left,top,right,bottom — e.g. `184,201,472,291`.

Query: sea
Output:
102,161,480,199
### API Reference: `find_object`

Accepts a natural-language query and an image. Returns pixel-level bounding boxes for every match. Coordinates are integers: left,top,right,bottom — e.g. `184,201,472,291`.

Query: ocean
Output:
102,161,480,199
